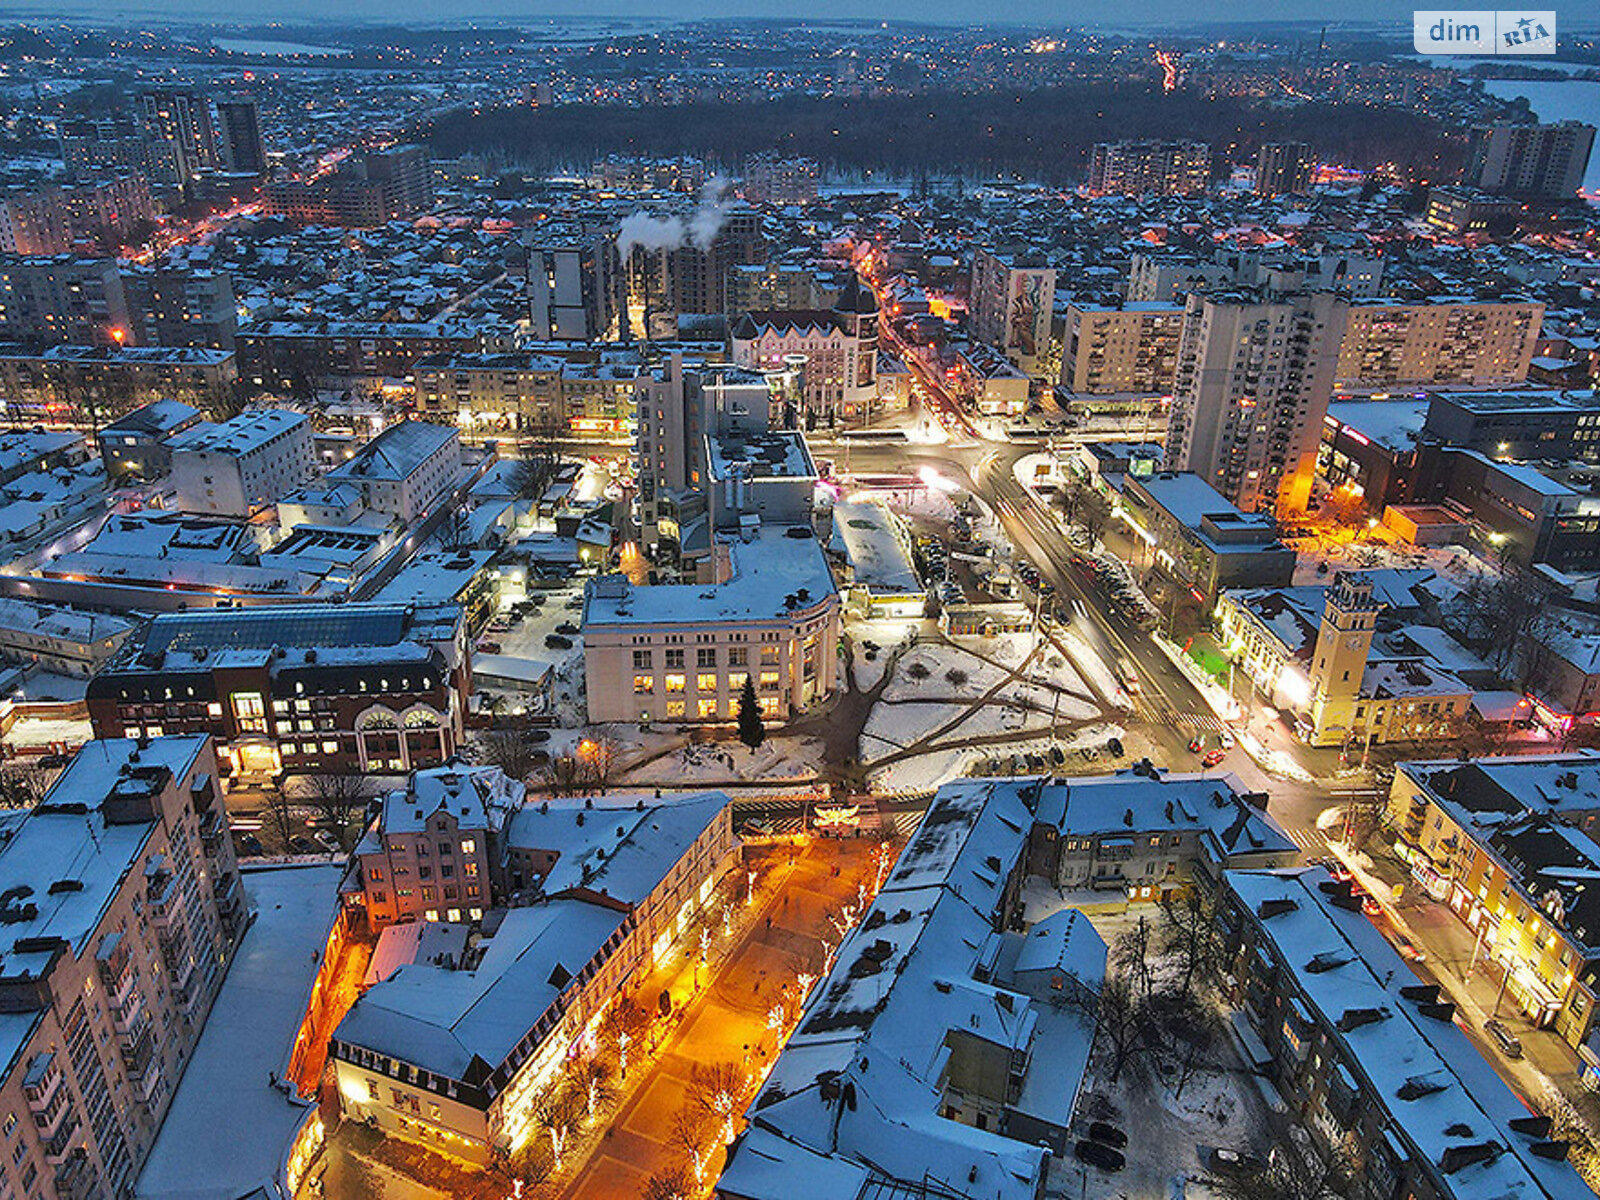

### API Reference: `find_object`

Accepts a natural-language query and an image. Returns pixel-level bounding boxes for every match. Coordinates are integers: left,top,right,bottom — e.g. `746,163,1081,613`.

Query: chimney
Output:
1439,1142,1501,1174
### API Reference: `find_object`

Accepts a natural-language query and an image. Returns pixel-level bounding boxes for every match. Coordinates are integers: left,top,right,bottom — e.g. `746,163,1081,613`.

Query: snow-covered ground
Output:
2,713,92,750
842,616,921,691
617,734,824,786
137,865,343,1200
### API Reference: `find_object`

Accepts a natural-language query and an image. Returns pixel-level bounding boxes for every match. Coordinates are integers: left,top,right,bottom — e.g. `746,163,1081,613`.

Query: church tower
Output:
1306,572,1378,747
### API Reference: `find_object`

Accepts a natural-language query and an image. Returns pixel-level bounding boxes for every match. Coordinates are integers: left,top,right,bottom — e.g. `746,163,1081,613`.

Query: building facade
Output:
1165,288,1349,513
969,247,1055,378
1336,299,1541,389
86,603,469,780
1088,140,1210,196
1463,121,1596,199
0,736,244,1200
170,408,315,517
1061,302,1183,395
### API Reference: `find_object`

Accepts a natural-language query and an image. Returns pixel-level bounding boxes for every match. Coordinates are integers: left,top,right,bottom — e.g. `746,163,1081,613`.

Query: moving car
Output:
1188,737,1205,753
1202,748,1227,767
1485,1019,1523,1058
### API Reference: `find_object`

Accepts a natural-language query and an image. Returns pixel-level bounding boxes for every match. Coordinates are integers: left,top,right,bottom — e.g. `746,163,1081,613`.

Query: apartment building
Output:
1087,139,1210,196
0,177,155,257
0,345,236,419
263,145,433,227
743,153,819,205
349,762,521,928
1463,121,1596,199
139,89,218,187
729,274,879,425
170,408,315,517
1061,301,1184,394
969,247,1055,377
414,353,642,436
1165,288,1348,513
525,224,615,341
120,264,237,350
1336,299,1542,389
330,792,735,1165
325,419,460,524
1220,865,1590,1199
725,263,824,317
86,603,469,780
0,256,132,347
236,320,484,389
0,735,244,1200
1425,187,1520,236
1255,141,1313,196
58,118,170,184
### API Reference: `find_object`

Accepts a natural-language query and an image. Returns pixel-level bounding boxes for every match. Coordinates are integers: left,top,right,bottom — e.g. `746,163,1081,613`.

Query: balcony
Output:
119,1023,155,1078
53,1148,94,1200
22,1051,61,1113
43,1113,82,1164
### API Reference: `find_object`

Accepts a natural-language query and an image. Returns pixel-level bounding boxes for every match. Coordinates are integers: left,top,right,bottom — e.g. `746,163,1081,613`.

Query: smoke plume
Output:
617,176,733,257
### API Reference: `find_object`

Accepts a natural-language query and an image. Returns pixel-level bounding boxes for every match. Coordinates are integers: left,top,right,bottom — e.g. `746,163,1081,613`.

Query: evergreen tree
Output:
737,676,766,751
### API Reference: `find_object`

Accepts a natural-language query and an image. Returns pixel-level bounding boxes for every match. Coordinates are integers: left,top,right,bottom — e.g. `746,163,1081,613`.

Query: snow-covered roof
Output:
1228,867,1592,1198
830,498,920,596
0,736,209,1074
327,419,457,485
720,779,1103,1200
583,524,837,628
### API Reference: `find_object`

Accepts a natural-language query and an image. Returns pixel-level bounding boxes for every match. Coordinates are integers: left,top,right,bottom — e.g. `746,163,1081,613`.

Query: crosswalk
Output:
1285,826,1331,854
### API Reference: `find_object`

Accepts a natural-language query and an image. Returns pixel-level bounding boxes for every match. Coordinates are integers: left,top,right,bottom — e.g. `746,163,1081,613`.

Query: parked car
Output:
1202,748,1227,767
237,833,265,857
1207,1148,1266,1178
545,634,574,650
1074,1141,1126,1172
1485,1018,1523,1058
1219,729,1235,749
1106,736,1125,757
476,640,502,654
556,622,579,635
288,835,314,854
1088,1122,1128,1149
313,829,341,853
1188,736,1204,753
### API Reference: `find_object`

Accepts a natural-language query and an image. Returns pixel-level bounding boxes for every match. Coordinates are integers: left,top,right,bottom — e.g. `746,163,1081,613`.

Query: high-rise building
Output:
120,264,237,349
1463,121,1596,199
0,735,245,1200
0,177,156,256
622,208,766,335
58,117,171,184
1060,301,1184,394
212,98,265,176
138,89,218,188
0,255,133,346
969,247,1056,376
1087,139,1210,196
1255,141,1314,196
1165,288,1348,513
262,145,433,227
525,223,615,341
743,153,819,205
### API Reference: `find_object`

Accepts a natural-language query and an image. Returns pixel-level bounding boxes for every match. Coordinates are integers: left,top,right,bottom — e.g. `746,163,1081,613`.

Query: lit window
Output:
634,674,654,694
461,839,476,854
697,673,718,693
665,673,686,693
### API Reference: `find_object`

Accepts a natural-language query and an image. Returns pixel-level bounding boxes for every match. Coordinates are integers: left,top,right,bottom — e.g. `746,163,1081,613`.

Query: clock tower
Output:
1307,572,1378,747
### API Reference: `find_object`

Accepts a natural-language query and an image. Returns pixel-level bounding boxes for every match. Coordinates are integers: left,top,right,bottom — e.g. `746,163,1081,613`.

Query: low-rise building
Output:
0,736,244,1200
583,523,840,724
86,603,469,780
95,399,204,482
330,791,736,1166
0,597,137,677
1220,864,1590,1199
325,419,460,524
1119,471,1296,601
828,498,923,619
1386,755,1600,1045
169,408,315,517
729,277,880,426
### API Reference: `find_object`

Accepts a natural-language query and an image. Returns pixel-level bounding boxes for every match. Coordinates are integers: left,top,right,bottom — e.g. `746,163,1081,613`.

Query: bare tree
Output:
543,753,586,797
510,423,566,525
296,773,373,851
1206,1139,1360,1200
1060,971,1161,1085
668,1105,716,1186
481,728,541,785
260,788,298,855
686,1061,746,1145
0,763,51,809
1149,987,1224,1099
582,735,620,792
440,501,475,551
534,1087,583,1173
1113,916,1157,1000
1158,889,1219,999
642,1167,695,1200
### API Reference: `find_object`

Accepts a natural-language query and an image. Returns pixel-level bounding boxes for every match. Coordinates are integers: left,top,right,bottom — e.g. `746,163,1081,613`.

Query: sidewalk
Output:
1330,836,1600,1131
